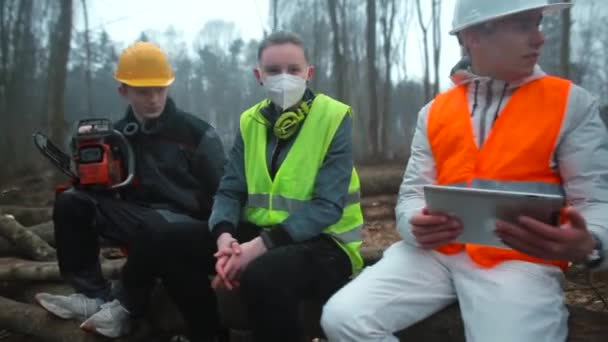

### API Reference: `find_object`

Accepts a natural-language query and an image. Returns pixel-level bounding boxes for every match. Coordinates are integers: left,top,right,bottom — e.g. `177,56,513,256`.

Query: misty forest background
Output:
1,0,607,184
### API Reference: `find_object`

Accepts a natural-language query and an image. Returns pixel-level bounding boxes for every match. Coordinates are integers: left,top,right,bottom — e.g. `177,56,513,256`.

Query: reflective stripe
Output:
247,192,361,211
329,225,362,243
273,195,303,212
246,193,269,208
345,191,361,205
446,179,564,196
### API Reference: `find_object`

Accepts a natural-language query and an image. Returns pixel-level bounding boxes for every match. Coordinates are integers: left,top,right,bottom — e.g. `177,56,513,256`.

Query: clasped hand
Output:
212,234,267,290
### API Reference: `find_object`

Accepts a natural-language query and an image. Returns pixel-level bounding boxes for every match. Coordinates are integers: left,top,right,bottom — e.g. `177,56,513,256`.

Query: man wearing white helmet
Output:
321,1,608,341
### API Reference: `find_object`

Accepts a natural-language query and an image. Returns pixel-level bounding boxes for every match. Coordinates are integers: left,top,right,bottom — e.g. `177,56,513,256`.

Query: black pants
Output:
53,189,218,340
238,232,351,342
172,223,352,342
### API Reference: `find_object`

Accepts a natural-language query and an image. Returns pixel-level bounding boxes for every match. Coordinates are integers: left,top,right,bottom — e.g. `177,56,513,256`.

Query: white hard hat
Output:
450,0,572,35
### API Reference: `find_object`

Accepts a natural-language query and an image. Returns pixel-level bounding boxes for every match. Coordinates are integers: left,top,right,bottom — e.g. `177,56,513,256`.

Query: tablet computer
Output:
423,185,565,248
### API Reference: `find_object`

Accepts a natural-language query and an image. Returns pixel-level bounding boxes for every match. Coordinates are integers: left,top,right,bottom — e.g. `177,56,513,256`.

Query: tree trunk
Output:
415,0,431,102
560,0,571,79
0,257,123,281
311,0,320,90
327,0,346,101
380,0,397,159
0,216,56,261
0,287,182,342
0,221,54,257
431,0,442,96
81,0,93,114
0,205,52,226
366,0,379,157
46,0,73,148
2,0,34,177
339,0,350,105
271,0,279,32
396,0,413,83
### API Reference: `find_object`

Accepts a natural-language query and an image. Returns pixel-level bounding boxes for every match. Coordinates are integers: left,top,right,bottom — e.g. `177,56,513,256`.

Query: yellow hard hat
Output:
114,41,175,87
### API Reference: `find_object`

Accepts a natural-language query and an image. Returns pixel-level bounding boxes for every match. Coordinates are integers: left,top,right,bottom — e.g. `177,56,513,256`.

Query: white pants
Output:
321,241,568,342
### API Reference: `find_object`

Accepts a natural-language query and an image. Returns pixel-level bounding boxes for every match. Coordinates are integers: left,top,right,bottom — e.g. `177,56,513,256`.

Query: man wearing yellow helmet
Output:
36,41,225,341
322,1,608,341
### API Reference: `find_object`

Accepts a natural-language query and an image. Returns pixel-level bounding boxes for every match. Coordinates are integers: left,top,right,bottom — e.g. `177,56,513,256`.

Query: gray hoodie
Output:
395,64,608,270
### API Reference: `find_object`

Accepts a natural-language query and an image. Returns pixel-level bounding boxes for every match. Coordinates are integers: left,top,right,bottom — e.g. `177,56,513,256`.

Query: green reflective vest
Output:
240,94,364,274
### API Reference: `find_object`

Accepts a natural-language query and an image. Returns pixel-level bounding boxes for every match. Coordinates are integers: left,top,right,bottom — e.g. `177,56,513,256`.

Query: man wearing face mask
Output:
206,31,363,341
35,42,225,341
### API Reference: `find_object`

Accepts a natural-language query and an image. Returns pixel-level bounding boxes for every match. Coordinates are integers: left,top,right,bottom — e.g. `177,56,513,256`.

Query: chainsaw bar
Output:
32,132,79,179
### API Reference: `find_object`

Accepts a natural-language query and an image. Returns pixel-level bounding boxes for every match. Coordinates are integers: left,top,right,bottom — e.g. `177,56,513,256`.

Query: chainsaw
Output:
33,118,135,190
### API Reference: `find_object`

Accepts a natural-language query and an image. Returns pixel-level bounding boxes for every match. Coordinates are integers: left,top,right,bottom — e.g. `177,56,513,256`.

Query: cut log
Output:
0,281,186,342
0,257,124,281
0,221,55,257
0,215,56,261
29,221,55,246
0,236,19,257
0,295,158,342
0,206,52,226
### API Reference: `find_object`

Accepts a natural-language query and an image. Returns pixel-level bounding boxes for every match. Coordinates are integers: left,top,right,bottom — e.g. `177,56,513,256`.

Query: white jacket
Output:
395,65,608,270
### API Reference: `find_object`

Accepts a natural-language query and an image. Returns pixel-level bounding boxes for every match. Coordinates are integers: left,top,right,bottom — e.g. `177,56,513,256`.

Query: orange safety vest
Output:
427,76,571,270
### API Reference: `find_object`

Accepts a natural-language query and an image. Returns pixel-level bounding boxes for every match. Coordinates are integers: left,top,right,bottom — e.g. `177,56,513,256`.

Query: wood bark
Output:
0,221,54,257
80,0,93,114
366,0,379,156
327,0,346,101
271,0,279,31
46,0,73,163
431,0,442,96
0,216,55,261
379,0,397,159
560,0,571,79
0,257,123,281
0,205,53,226
415,0,431,102
0,292,177,342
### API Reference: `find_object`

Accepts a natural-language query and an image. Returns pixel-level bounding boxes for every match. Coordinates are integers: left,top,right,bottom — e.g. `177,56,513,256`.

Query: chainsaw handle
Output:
109,129,135,189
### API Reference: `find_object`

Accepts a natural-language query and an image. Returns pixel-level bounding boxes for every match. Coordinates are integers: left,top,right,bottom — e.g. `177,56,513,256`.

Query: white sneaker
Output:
80,299,131,338
35,293,102,321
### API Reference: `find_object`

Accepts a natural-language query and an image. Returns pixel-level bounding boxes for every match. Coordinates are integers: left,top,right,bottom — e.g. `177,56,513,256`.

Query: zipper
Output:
478,80,494,148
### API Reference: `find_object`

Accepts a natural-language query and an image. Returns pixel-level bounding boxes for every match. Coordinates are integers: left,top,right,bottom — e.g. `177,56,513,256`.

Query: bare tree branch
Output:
327,0,347,101
415,0,432,102
366,0,380,157
80,0,93,114
432,0,442,95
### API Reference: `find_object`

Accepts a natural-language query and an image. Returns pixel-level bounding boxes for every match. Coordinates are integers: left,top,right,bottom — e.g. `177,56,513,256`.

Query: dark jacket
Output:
114,97,225,219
